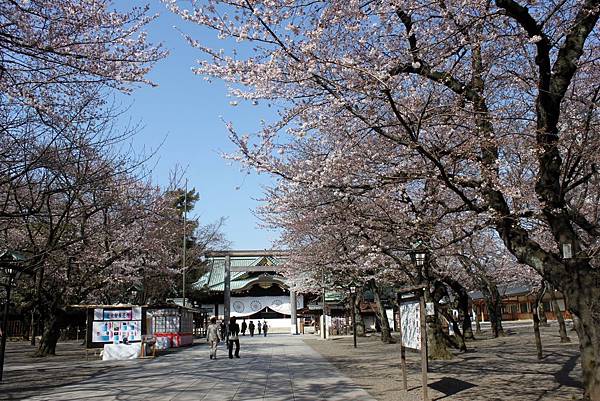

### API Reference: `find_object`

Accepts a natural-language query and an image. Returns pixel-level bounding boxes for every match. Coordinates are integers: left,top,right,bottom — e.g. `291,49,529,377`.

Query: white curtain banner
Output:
229,295,303,317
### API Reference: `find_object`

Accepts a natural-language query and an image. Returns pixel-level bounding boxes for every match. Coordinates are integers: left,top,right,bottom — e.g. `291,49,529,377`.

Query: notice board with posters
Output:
399,299,421,350
86,306,145,348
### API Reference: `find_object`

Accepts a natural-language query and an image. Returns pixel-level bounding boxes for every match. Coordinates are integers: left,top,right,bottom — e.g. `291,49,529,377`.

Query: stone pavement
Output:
17,335,376,401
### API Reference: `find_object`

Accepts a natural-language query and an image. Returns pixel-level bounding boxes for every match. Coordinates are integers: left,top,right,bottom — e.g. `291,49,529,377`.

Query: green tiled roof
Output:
192,256,287,292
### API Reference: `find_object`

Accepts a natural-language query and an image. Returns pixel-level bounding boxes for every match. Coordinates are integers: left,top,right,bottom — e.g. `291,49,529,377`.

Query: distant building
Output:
193,251,303,333
469,285,571,322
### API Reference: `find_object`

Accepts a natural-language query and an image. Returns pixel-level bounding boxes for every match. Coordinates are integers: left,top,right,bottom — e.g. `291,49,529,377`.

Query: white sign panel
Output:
385,309,395,330
229,295,304,317
400,300,421,350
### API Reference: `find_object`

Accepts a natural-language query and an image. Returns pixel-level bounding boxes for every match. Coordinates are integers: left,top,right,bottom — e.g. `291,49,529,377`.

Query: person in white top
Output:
206,316,222,359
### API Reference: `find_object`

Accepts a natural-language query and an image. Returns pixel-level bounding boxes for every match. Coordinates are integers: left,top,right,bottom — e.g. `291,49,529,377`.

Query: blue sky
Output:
120,2,279,249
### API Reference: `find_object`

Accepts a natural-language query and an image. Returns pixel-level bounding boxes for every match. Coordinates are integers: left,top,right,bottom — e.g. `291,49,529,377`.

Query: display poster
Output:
91,307,142,344
400,300,421,350
92,320,141,343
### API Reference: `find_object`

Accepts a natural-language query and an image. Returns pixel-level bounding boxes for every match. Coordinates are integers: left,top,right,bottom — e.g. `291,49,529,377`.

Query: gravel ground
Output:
304,323,583,401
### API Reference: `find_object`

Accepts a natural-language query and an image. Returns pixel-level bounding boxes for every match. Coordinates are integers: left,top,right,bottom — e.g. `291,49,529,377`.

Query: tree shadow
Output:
553,354,582,389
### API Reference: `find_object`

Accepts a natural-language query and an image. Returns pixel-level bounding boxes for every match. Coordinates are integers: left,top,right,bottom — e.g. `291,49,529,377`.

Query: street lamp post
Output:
415,251,426,268
561,242,573,259
350,285,357,348
0,251,27,382
182,179,188,308
321,270,327,339
0,275,15,382
409,245,429,401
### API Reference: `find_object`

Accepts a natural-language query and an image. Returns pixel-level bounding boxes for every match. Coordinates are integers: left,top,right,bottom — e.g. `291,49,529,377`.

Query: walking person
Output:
206,317,222,360
249,320,255,337
257,321,262,335
263,320,269,337
228,316,240,359
241,318,247,336
219,320,226,339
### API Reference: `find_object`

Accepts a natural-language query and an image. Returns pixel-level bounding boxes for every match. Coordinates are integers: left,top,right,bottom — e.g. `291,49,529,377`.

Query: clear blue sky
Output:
119,2,279,249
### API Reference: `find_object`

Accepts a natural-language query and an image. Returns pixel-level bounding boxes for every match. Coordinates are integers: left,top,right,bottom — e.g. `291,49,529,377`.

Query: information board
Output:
90,307,142,345
400,300,421,350
92,320,141,343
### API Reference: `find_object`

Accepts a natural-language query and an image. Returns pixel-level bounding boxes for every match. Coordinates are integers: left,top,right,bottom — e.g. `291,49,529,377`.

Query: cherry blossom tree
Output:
0,0,169,354
172,1,600,397
0,0,165,116
1,0,166,223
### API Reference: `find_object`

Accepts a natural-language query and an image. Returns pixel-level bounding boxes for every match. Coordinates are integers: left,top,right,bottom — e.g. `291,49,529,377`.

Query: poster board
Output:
91,320,142,343
400,300,421,350
87,306,144,348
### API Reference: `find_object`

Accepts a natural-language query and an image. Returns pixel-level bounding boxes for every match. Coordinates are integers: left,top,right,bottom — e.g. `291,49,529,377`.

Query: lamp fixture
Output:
561,243,573,259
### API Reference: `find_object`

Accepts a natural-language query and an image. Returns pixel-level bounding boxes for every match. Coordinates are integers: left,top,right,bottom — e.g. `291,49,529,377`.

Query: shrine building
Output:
193,250,302,334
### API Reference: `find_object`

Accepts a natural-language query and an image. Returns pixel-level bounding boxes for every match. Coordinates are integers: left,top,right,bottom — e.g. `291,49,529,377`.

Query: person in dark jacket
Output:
241,318,247,336
263,320,269,337
257,321,262,335
248,320,255,336
219,320,226,339
228,317,240,359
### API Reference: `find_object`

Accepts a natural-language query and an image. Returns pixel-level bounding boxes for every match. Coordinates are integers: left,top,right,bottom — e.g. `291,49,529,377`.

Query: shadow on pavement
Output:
429,377,477,400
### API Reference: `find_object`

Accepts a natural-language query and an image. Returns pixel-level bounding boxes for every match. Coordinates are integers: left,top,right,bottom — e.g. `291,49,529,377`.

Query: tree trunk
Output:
538,301,549,326
369,279,393,344
424,284,452,360
35,313,60,357
354,292,366,337
29,309,36,346
532,285,544,360
443,276,474,340
571,315,578,332
475,304,482,335
448,316,467,352
463,307,475,340
548,285,570,343
564,279,600,401
533,306,543,360
30,267,44,346
483,283,505,337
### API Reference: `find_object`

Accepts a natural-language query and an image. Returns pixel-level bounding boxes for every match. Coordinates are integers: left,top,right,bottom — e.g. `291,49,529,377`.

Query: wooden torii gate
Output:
203,250,297,337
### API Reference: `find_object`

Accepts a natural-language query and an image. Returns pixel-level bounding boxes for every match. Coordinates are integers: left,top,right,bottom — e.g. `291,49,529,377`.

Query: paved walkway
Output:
18,335,376,401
